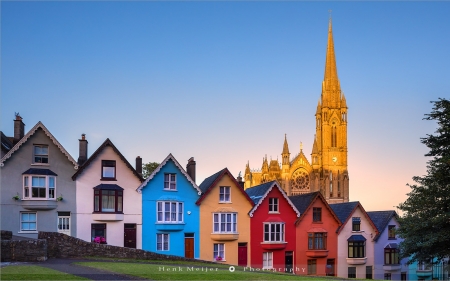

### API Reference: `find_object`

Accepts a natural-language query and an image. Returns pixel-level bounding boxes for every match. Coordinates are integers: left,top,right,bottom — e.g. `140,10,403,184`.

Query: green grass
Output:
0,265,89,280
77,262,332,280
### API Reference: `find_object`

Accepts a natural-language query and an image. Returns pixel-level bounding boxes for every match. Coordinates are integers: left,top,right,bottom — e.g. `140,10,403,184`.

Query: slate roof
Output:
196,168,254,206
22,168,58,176
72,138,143,182
1,131,14,153
245,181,276,204
367,210,398,241
289,192,320,214
93,184,123,190
329,201,360,224
245,181,300,217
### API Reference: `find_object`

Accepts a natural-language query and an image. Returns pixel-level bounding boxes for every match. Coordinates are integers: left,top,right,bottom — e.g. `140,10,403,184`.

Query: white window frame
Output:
157,201,183,223
33,145,49,164
23,175,56,200
213,213,237,233
57,214,71,236
269,198,279,213
219,186,231,202
20,212,37,232
263,223,285,242
157,233,169,251
263,252,273,269
164,174,177,190
213,243,225,261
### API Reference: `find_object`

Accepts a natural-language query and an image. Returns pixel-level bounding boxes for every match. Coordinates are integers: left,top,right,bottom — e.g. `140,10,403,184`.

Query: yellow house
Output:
196,168,254,266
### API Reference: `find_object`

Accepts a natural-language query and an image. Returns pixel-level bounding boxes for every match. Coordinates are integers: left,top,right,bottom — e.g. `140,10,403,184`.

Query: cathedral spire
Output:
322,16,341,105
282,134,290,154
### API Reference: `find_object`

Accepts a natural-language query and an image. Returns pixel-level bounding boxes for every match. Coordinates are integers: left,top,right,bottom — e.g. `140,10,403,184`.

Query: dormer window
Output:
352,217,361,231
313,207,322,222
388,225,396,239
101,160,116,180
269,198,279,213
33,145,48,164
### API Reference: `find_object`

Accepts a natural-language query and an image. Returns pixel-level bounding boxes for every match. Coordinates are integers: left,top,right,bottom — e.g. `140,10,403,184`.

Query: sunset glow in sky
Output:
2,2,449,212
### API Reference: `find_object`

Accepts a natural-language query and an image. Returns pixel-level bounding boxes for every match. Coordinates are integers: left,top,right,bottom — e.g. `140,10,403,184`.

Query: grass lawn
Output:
0,265,89,280
77,262,332,280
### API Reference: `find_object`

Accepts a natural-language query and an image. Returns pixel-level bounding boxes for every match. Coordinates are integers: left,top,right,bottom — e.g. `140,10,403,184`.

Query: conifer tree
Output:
397,98,450,262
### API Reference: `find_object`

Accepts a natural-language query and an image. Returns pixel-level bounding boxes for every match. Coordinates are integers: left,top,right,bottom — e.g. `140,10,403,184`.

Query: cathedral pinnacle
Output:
282,134,290,155
322,15,341,106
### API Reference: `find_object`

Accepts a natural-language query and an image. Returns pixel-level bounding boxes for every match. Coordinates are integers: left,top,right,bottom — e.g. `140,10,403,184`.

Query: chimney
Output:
13,114,25,144
77,134,88,166
186,157,196,183
236,172,244,189
136,156,142,177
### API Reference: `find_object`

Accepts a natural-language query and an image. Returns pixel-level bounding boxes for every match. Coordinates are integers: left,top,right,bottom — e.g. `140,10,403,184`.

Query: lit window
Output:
101,160,116,180
20,212,37,232
388,225,396,239
308,233,327,250
213,213,237,233
384,248,399,265
164,174,176,190
33,145,48,164
157,233,169,251
348,241,365,258
268,198,278,213
264,223,285,242
263,252,273,269
157,201,183,223
219,186,230,202
213,243,225,261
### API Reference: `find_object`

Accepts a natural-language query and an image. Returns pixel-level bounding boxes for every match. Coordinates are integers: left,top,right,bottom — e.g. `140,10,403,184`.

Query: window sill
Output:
306,250,329,258
31,163,50,166
100,178,117,181
218,201,232,204
346,257,367,265
388,238,397,240
18,231,38,234
21,200,57,210
268,211,280,214
156,223,185,231
211,233,239,241
261,242,287,250
312,221,323,224
162,189,177,192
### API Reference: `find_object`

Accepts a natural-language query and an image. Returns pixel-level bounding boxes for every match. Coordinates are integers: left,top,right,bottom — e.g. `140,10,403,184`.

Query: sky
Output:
2,1,449,213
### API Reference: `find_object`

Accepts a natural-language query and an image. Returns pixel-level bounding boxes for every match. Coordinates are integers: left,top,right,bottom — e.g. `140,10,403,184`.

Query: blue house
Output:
137,154,201,258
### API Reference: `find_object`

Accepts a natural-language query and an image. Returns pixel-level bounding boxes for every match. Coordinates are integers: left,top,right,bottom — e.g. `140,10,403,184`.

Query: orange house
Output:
290,192,341,276
196,168,254,266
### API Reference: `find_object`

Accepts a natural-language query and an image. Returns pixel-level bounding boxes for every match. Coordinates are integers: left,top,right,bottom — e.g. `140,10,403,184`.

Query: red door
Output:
185,238,194,258
238,243,248,267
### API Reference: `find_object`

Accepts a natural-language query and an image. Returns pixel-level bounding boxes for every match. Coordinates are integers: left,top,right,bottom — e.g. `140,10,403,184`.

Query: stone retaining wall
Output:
38,232,215,263
1,238,47,262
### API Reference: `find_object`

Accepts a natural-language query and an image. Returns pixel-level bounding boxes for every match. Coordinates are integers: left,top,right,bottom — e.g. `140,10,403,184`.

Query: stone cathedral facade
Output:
244,19,349,204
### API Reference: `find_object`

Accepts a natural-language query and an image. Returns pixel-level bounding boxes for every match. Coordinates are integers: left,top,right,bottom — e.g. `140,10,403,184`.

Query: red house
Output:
290,192,341,276
246,181,300,273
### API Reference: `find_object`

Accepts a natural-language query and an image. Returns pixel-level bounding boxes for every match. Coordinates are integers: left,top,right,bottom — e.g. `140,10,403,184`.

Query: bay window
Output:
22,174,56,200
264,223,285,242
157,201,183,223
213,213,237,233
93,185,123,213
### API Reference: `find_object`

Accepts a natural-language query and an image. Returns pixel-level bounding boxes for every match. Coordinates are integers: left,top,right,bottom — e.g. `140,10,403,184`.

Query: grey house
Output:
0,116,78,238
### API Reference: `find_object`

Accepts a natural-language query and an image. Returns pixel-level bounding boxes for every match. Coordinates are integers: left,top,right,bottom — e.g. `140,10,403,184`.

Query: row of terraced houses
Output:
3,115,448,280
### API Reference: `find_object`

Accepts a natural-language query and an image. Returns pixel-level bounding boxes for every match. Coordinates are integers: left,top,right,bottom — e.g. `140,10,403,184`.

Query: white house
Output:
330,202,379,279
72,136,143,248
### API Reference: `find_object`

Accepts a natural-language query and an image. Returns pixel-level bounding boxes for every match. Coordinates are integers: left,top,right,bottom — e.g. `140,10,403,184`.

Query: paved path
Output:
33,258,148,281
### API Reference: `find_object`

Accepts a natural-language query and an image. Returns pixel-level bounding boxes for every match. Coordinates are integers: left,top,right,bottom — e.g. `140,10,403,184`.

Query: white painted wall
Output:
336,206,377,279
75,146,142,248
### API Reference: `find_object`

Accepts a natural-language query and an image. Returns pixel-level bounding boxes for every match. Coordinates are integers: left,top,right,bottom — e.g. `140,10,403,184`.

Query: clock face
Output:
332,157,337,163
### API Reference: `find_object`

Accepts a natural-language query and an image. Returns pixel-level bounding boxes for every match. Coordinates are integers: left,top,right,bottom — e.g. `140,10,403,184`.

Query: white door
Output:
57,213,71,236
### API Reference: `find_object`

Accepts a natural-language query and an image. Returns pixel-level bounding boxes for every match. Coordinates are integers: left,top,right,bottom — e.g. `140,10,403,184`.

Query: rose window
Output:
291,169,310,190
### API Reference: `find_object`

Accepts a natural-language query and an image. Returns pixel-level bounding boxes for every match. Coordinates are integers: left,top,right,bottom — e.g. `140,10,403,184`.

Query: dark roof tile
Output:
22,168,57,176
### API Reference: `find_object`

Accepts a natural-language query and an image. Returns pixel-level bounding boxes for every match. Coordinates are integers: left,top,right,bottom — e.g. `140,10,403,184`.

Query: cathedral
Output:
244,19,349,204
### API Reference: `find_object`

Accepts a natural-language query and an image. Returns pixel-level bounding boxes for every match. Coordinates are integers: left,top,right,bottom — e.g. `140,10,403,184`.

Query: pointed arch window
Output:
331,120,337,147
329,172,333,196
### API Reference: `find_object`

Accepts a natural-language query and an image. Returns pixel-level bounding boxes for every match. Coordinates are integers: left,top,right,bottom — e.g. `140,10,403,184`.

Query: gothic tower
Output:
313,17,349,203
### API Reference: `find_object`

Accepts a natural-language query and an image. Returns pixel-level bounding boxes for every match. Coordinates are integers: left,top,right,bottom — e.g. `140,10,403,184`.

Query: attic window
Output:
101,160,116,180
33,145,48,164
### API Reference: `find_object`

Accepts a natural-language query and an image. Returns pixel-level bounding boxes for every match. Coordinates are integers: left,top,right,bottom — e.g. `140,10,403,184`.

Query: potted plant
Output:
56,196,63,201
215,256,223,262
12,195,19,200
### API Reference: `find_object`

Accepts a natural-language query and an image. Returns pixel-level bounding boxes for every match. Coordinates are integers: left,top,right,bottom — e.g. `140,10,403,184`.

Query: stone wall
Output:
1,230,12,240
1,238,47,262
38,232,215,263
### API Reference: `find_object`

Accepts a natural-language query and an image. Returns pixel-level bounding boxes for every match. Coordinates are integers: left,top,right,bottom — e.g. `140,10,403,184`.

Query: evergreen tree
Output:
397,98,450,263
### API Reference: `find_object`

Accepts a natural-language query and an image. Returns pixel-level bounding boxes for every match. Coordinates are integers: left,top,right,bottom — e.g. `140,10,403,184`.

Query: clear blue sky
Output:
2,1,449,212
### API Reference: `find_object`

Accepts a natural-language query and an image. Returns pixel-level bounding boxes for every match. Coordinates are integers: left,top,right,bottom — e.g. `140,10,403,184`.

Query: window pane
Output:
165,202,170,221
117,194,123,212
49,177,55,187
103,167,115,178
178,203,183,222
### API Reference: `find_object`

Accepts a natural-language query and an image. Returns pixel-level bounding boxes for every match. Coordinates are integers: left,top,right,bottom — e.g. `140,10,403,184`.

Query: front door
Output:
238,243,248,267
124,224,136,248
326,259,335,276
184,233,194,258
57,212,71,236
285,251,293,273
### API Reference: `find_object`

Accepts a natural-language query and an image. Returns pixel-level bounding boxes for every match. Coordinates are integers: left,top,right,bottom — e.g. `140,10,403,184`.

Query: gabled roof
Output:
1,131,14,153
289,191,341,227
367,210,398,241
246,181,300,217
196,168,254,206
329,201,379,235
72,138,143,182
0,121,77,168
136,153,201,194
